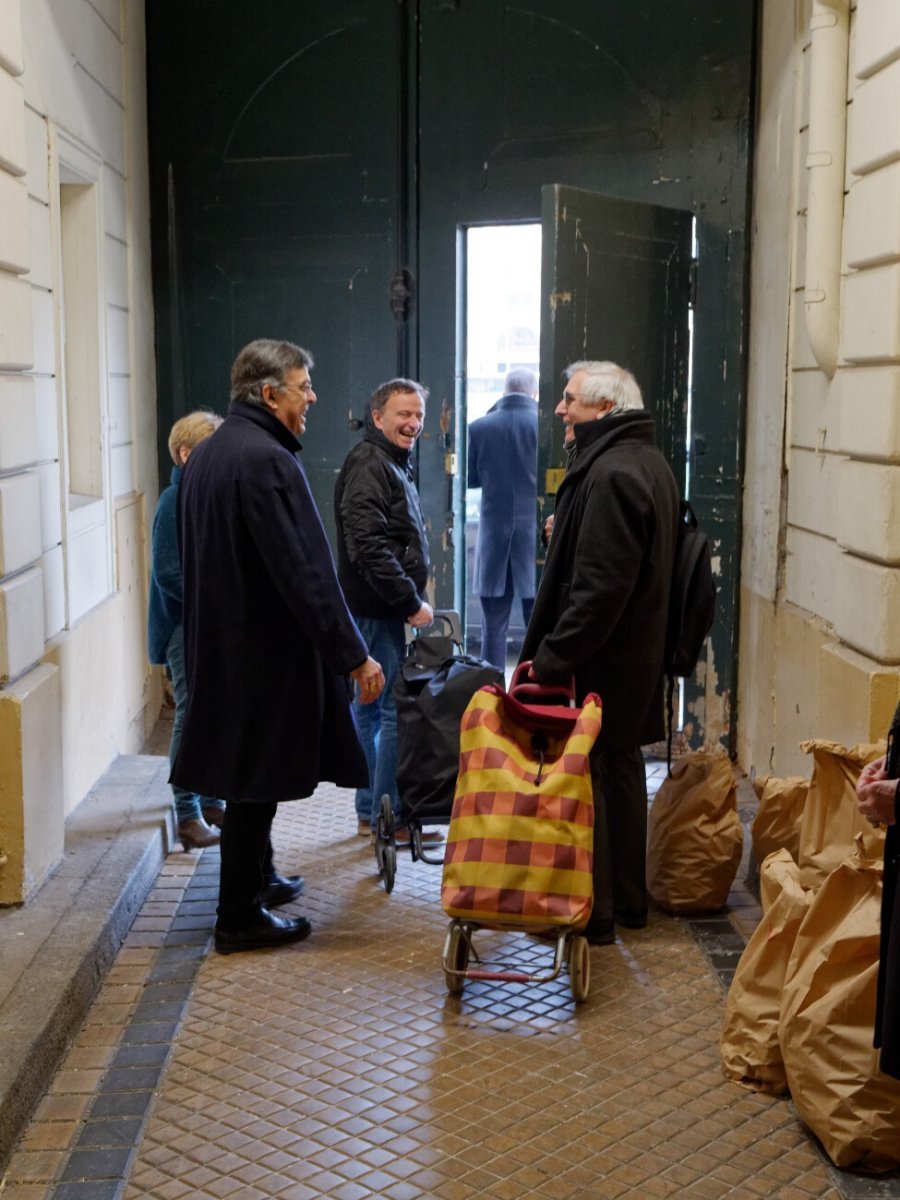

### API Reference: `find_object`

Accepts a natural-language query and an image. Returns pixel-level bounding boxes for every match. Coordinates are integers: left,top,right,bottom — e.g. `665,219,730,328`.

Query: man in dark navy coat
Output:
173,339,384,954
468,367,539,670
520,361,679,946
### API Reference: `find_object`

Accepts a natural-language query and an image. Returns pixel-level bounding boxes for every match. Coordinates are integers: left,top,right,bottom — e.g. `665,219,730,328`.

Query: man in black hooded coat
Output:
520,361,679,945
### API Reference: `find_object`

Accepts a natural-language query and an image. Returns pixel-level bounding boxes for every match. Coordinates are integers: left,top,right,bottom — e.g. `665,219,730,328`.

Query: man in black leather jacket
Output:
335,379,434,839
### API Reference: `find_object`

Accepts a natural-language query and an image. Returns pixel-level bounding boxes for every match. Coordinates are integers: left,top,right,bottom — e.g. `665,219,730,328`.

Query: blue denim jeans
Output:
353,616,406,827
166,624,226,824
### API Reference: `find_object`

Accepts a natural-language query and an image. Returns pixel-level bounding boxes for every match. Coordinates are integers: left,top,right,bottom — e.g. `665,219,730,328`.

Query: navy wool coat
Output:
468,392,538,598
520,410,679,748
171,402,369,803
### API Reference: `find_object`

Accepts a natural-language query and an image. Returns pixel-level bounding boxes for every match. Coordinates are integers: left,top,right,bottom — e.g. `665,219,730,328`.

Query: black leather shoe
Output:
260,873,305,908
614,910,647,930
214,909,311,955
583,921,615,946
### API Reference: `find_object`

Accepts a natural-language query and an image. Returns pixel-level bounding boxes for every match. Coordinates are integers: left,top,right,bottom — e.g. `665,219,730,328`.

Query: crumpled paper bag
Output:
797,739,885,890
721,850,812,1094
647,750,743,913
779,842,900,1171
751,775,808,866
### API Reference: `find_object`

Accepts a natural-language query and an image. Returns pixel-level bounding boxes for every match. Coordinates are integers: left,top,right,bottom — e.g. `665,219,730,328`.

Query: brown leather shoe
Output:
178,817,221,851
202,806,225,829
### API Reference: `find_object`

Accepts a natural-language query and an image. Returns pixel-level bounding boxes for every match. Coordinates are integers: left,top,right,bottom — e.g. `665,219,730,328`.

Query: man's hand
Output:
351,656,385,704
408,602,434,628
856,754,898,826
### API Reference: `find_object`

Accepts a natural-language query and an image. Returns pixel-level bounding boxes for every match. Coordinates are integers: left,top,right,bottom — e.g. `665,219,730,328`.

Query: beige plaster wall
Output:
739,0,900,781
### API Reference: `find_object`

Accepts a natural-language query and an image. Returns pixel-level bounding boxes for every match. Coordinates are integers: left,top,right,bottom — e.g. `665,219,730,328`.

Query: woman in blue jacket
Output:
148,412,225,849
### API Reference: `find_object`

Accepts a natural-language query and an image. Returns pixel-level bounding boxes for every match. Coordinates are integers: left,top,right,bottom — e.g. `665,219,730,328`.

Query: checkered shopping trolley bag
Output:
440,665,602,1002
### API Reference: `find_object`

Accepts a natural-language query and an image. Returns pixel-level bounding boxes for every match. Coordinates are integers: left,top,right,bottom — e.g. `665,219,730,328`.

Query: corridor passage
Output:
2,777,849,1199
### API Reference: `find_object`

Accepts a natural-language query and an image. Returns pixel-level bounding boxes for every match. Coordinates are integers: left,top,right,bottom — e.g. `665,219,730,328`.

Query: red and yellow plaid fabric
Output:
441,688,602,929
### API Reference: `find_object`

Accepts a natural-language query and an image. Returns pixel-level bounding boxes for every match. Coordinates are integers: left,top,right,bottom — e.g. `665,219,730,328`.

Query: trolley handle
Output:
509,661,576,707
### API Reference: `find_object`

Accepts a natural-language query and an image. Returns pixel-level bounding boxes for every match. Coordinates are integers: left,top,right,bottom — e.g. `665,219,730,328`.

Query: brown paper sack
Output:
647,750,743,912
797,740,885,890
721,850,812,1094
751,775,808,865
779,844,900,1172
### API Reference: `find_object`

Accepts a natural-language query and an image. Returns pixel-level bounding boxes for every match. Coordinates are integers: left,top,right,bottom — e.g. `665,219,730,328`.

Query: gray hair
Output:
369,378,429,414
504,367,538,397
564,361,643,412
230,339,314,407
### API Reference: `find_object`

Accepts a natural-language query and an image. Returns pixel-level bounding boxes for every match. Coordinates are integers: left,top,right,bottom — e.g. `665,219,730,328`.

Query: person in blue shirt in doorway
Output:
468,367,539,671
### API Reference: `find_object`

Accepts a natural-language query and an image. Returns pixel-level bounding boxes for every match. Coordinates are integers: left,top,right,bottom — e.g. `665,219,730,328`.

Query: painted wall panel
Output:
784,526,840,626
790,369,839,453
32,375,58,463
110,442,133,497
786,447,838,538
833,550,900,661
66,521,109,621
854,0,900,79
836,459,900,561
23,106,47,203
104,233,127,309
40,544,64,639
29,284,53,374
849,64,900,175
0,471,41,574
839,364,900,458
845,161,900,268
0,0,24,77
106,305,129,375
841,262,900,361
0,171,28,273
25,194,50,288
108,374,131,445
0,374,37,470
102,164,125,241
0,68,26,175
0,271,32,368
35,460,61,551
44,0,123,105
0,565,44,683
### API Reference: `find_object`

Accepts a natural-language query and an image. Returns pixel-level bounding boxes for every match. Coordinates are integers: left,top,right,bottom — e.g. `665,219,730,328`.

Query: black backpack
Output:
664,500,716,770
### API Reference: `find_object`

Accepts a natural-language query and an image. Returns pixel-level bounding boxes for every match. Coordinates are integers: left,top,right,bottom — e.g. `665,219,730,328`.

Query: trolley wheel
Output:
375,795,396,893
568,935,590,1003
444,922,470,995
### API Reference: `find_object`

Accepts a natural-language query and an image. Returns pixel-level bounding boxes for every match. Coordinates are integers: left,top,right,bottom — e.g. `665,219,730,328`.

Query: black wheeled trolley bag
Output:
374,611,503,891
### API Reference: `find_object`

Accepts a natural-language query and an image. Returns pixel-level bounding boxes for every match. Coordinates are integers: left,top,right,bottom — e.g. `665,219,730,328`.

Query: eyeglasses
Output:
279,379,315,395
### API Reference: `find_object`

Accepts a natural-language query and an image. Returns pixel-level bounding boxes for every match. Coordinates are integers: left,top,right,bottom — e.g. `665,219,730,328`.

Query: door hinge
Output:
689,258,698,310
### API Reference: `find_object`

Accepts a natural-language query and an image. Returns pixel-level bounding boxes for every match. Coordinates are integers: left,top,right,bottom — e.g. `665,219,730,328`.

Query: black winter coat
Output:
876,799,900,1078
334,426,430,619
520,410,679,747
171,402,369,803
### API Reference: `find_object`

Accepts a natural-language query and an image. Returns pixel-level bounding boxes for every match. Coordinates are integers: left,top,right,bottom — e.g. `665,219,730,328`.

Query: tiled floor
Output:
0,766,891,1200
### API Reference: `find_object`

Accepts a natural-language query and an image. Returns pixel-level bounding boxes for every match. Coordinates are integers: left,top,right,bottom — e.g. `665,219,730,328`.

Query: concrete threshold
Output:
0,754,173,1172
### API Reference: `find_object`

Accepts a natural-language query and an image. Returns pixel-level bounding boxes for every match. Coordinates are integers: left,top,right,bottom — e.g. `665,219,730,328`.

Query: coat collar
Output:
228,399,303,453
170,464,182,487
565,410,657,481
493,391,538,411
363,421,414,475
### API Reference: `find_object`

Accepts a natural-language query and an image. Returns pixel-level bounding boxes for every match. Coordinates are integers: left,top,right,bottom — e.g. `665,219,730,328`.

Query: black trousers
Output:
217,801,277,930
588,742,648,930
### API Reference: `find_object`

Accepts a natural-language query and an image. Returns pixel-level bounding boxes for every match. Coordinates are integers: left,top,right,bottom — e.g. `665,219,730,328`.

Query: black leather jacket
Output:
334,426,430,620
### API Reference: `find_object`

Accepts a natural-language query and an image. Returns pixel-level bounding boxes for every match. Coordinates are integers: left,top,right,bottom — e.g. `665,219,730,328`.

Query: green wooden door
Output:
538,183,700,742
538,184,693,517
